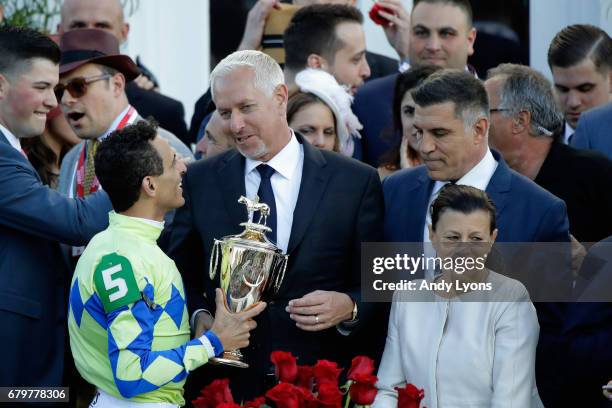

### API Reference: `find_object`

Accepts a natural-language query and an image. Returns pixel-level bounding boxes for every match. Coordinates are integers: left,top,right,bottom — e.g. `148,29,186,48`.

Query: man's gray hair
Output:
487,64,564,137
210,50,285,99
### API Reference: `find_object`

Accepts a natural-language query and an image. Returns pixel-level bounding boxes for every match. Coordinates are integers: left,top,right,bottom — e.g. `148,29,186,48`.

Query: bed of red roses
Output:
192,351,425,408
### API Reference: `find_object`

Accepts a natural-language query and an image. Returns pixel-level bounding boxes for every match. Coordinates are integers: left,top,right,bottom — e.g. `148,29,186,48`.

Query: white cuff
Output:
197,334,216,358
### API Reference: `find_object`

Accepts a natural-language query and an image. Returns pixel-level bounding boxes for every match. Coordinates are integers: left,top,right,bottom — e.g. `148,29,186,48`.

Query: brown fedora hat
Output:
59,29,140,82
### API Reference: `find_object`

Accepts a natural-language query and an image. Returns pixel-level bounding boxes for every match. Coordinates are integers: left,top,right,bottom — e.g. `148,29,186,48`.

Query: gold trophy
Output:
209,196,288,368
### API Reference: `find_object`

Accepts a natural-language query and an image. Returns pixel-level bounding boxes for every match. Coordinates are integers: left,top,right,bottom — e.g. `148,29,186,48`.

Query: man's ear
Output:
141,175,156,198
0,73,8,100
111,72,126,97
467,27,477,57
273,83,288,113
306,54,327,70
120,23,130,44
473,116,489,145
512,110,530,135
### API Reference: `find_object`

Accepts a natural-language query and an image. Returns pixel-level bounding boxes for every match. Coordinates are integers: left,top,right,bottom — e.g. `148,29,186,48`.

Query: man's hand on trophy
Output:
286,290,353,332
210,288,267,351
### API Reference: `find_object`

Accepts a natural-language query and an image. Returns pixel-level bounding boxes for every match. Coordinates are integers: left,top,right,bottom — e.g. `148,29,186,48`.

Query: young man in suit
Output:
548,24,612,145
58,0,189,143
0,25,111,388
57,29,192,267
167,50,384,399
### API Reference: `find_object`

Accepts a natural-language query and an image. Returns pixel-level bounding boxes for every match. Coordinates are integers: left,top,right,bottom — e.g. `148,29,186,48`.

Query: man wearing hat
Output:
57,29,192,263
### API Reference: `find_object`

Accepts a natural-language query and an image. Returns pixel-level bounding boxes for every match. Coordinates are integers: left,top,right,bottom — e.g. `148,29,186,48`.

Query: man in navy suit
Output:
0,26,111,387
384,69,569,244
167,50,384,399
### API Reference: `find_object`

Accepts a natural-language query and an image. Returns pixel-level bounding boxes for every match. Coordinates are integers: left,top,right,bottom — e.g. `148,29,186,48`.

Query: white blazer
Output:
373,272,543,408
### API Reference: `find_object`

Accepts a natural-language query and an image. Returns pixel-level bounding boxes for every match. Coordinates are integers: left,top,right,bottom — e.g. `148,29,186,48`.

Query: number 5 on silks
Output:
94,253,141,313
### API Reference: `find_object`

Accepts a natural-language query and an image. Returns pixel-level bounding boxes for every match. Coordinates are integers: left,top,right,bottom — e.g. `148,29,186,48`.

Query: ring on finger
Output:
315,315,319,324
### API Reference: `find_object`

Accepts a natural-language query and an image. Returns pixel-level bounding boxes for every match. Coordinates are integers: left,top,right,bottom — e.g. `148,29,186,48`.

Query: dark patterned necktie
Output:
256,164,277,243
83,139,99,196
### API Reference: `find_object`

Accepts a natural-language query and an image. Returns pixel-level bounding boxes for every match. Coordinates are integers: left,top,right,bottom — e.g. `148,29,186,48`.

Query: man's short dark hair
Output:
95,120,163,213
411,69,489,126
413,0,473,27
548,24,612,73
0,26,60,77
284,4,363,72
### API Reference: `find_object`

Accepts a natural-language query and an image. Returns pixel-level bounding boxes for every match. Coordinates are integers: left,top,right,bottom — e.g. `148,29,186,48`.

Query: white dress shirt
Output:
423,149,498,243
373,272,543,408
563,122,574,145
244,131,304,253
0,123,22,152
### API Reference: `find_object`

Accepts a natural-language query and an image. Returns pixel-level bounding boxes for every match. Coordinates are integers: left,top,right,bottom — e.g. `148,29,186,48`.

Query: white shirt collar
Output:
0,123,22,152
99,105,136,141
245,129,300,180
563,122,574,144
126,214,165,229
432,148,498,193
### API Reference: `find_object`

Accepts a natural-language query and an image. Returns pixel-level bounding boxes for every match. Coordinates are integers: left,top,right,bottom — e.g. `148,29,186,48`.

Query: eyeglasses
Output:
54,74,112,102
489,108,511,114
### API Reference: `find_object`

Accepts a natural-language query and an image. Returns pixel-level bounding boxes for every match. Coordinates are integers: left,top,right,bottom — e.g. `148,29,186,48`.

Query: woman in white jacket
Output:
374,185,543,408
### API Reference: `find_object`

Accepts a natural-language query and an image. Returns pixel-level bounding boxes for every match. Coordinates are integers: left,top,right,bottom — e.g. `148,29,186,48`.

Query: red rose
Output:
317,383,343,408
295,386,319,408
313,360,343,388
192,378,234,408
396,383,425,408
368,3,393,27
296,365,315,391
266,382,304,408
347,356,375,380
217,404,241,408
271,351,299,383
349,374,378,405
244,397,266,408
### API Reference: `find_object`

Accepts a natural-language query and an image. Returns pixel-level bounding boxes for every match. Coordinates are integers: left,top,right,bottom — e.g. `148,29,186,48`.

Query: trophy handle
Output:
271,255,288,296
209,240,220,281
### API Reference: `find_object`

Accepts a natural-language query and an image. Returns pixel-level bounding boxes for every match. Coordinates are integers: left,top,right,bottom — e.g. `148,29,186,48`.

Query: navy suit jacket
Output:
383,150,570,243
166,134,384,398
353,73,399,167
0,131,111,387
571,102,612,160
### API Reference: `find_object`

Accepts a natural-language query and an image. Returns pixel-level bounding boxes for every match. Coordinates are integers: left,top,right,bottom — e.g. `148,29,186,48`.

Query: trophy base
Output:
210,350,249,368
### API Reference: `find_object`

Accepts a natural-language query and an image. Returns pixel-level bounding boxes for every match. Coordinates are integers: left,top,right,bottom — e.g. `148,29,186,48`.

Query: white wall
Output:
358,0,413,60
123,0,209,125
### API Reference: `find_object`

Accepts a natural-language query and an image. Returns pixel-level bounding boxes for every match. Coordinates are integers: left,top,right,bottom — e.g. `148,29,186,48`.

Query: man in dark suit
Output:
0,26,111,388
58,0,189,144
354,0,478,166
485,63,612,243
167,50,384,399
485,63,612,408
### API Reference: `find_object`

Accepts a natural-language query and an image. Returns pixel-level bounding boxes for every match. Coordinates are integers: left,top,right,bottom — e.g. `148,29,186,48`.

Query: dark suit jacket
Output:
365,51,398,81
0,131,111,387
166,134,384,398
126,82,189,145
352,73,398,167
383,150,570,243
534,141,612,243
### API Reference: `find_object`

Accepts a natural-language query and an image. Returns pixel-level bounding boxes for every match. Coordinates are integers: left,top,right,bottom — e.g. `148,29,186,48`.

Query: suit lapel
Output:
485,151,511,218
216,150,247,223
412,171,435,242
286,137,330,254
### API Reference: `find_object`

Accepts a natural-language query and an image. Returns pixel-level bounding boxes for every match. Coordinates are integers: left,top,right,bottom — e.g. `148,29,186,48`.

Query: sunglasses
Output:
54,74,112,103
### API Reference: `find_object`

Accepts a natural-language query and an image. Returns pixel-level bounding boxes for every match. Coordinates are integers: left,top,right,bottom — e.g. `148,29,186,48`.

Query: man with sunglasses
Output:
0,26,112,388
57,29,192,266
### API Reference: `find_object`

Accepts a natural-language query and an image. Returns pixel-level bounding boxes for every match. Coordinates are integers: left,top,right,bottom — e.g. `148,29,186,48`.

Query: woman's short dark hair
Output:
430,184,497,233
94,120,164,212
